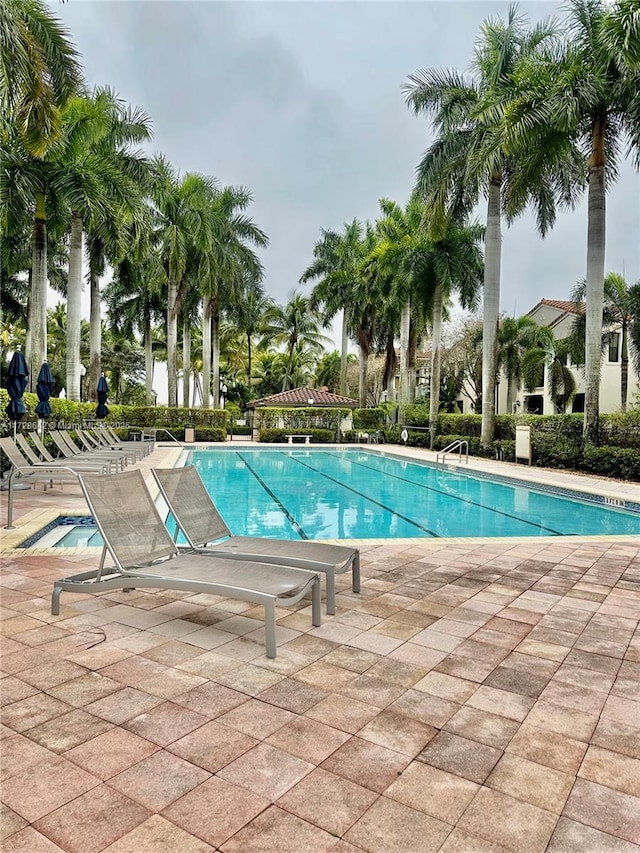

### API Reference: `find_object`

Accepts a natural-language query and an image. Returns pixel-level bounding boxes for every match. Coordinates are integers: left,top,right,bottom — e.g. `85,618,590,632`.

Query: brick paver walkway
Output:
1,446,639,852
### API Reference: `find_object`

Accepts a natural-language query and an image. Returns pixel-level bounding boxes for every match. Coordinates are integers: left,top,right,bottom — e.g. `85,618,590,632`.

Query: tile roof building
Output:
249,387,359,409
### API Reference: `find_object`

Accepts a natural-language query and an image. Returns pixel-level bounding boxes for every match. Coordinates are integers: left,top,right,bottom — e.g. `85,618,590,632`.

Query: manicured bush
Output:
580,446,640,480
353,408,384,429
532,435,583,469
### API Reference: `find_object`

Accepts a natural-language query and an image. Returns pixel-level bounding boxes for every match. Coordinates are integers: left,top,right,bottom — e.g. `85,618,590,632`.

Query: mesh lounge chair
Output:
94,425,153,458
49,430,123,472
87,427,151,460
152,465,360,615
1,435,110,479
60,429,133,467
51,469,321,658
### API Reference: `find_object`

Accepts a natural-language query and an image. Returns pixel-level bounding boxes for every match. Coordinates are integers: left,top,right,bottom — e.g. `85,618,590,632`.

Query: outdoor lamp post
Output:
79,364,86,401
220,383,227,407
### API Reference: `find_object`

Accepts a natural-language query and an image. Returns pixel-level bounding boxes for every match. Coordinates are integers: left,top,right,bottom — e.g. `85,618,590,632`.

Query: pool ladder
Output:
436,439,469,465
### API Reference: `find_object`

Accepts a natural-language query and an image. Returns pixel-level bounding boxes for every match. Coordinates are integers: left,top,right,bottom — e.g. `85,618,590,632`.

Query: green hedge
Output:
353,408,384,429
581,445,640,479
259,428,334,443
254,407,349,431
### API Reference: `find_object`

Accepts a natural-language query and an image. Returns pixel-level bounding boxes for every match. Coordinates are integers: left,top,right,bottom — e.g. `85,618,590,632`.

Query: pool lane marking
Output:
283,453,440,537
236,452,308,540
315,451,564,536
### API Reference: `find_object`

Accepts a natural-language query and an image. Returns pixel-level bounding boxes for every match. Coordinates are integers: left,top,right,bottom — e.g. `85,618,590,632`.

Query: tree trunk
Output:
247,333,253,391
212,301,221,409
167,274,178,407
399,297,411,404
383,333,396,394
340,308,349,396
28,191,48,390
182,319,191,409
480,177,502,448
358,347,368,407
429,284,444,447
202,299,212,409
66,212,83,401
584,119,606,444
620,323,628,413
89,269,101,402
144,310,154,406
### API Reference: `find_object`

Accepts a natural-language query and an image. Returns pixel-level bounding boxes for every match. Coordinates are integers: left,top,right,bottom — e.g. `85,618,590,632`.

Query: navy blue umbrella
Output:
96,374,110,419
4,348,29,427
35,361,54,418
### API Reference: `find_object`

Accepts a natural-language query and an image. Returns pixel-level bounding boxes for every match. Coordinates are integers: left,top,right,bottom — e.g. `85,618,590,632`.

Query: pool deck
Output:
1,443,639,852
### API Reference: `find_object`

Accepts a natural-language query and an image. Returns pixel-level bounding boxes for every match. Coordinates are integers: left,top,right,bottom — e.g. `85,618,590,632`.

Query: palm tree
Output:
198,185,267,409
59,88,152,400
505,0,640,440
370,198,483,435
231,283,276,392
572,272,640,412
404,6,583,447
151,157,218,407
1,0,83,156
498,315,544,412
521,328,577,413
260,292,330,391
302,220,364,395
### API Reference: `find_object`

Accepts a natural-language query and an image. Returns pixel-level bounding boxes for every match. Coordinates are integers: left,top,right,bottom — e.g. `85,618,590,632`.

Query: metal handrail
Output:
145,427,181,444
436,439,469,465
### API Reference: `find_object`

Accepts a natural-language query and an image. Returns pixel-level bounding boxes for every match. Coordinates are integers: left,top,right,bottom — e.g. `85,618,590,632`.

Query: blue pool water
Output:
26,448,640,546
188,448,640,540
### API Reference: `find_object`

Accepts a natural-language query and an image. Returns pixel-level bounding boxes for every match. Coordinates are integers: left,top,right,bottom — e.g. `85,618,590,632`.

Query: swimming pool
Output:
22,447,640,547
189,448,639,539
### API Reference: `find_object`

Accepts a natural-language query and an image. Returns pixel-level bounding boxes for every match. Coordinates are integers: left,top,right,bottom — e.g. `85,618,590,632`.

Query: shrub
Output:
532,435,582,469
353,408,384,429
580,446,640,480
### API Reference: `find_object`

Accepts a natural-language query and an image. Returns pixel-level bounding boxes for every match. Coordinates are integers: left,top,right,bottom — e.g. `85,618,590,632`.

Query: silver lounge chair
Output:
51,469,321,658
152,465,360,615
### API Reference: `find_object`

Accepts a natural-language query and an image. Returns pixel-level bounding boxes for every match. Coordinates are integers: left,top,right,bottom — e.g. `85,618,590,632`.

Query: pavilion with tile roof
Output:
248,387,359,409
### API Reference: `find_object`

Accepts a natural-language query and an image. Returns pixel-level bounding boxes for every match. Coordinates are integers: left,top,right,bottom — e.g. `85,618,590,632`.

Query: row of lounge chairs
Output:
1,427,154,486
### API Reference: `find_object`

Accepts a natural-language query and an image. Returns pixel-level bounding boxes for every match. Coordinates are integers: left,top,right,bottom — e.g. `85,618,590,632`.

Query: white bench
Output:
286,434,312,444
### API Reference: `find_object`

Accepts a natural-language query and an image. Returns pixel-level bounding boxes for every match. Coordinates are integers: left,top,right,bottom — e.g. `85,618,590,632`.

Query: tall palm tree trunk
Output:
480,177,502,447
66,212,83,401
584,120,606,443
201,300,212,409
357,335,369,407
429,284,444,447
28,191,48,390
340,309,349,395
144,311,154,406
89,270,101,401
182,319,191,409
246,334,253,391
167,275,178,407
399,297,411,404
212,302,221,409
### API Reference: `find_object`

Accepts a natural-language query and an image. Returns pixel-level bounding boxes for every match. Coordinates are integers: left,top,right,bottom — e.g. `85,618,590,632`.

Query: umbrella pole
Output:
6,469,15,529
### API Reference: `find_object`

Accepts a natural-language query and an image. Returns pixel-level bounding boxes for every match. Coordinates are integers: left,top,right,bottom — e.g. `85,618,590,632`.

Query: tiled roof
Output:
537,299,585,314
250,387,359,408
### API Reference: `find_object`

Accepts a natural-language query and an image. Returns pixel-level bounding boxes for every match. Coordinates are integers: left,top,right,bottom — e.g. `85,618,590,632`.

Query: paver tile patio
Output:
1,446,639,852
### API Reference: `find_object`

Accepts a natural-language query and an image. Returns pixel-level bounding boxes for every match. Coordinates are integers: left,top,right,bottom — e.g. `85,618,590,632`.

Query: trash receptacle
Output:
184,426,195,442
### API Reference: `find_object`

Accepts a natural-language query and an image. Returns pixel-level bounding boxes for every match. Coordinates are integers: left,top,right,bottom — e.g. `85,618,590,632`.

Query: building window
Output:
572,393,585,413
524,395,544,415
608,332,620,363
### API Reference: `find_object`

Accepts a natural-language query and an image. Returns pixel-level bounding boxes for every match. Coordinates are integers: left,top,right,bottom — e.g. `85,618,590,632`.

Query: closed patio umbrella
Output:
2,347,30,493
35,361,54,419
4,347,29,437
96,374,110,419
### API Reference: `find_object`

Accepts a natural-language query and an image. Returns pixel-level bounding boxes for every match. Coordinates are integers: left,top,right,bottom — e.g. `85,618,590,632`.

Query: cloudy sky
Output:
59,0,639,334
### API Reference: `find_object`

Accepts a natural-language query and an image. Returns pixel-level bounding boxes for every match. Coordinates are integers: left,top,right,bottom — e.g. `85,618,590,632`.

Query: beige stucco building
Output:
495,299,639,416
